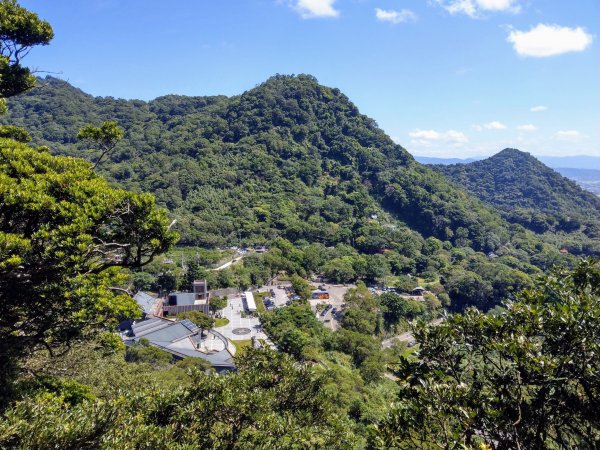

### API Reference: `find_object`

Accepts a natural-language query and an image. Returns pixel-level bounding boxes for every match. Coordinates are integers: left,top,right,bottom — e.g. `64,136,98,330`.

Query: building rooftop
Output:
133,291,157,315
168,292,197,306
243,291,257,311
128,317,235,368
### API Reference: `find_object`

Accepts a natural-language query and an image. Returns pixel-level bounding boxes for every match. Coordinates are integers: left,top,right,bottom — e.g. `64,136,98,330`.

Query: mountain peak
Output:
432,147,600,240
487,148,541,165
494,148,530,158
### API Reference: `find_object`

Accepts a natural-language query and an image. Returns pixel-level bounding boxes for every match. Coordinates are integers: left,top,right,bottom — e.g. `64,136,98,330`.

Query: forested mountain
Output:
2,3,600,449
432,149,600,255
4,74,592,315
2,76,527,251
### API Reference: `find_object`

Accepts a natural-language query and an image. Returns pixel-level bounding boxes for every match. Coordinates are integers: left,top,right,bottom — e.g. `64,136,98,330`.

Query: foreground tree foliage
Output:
0,0,53,99
0,349,359,449
0,0,52,142
77,120,124,169
373,258,600,449
0,139,178,401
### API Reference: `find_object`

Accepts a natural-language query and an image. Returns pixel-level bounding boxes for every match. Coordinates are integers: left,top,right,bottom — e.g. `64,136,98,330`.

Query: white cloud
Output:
434,0,519,18
483,121,507,130
439,0,477,17
556,130,584,140
409,129,442,140
517,124,537,131
408,129,469,147
507,24,593,57
293,0,339,18
530,105,547,112
445,130,469,143
476,0,520,12
375,8,417,24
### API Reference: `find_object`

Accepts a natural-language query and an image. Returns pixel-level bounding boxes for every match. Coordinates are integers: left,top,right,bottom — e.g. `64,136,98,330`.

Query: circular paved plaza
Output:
232,327,251,335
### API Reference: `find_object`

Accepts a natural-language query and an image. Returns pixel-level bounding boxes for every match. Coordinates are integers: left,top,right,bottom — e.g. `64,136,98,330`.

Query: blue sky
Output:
20,0,599,158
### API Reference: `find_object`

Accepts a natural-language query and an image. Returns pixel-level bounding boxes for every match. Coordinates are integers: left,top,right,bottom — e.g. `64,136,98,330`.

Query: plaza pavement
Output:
216,295,269,341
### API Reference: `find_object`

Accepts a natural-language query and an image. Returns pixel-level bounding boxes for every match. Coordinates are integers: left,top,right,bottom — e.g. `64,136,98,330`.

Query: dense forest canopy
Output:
1,3,599,448
432,148,600,256
4,74,592,316
3,75,519,253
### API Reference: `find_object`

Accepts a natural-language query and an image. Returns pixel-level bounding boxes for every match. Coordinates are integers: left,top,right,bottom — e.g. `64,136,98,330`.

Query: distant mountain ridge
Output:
417,154,600,197
431,149,600,255
416,154,600,170
553,167,600,196
414,156,480,165
539,155,600,171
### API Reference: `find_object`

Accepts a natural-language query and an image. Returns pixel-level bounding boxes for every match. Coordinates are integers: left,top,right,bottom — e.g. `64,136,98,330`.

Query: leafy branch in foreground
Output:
0,349,360,449
0,0,53,99
0,139,178,404
77,121,124,169
373,258,600,450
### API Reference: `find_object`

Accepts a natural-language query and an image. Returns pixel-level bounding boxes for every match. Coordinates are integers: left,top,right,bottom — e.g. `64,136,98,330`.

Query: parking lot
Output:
309,283,354,331
236,282,354,332
257,284,291,308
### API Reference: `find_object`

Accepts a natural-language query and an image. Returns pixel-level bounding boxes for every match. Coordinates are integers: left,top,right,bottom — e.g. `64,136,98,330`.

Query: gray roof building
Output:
133,291,158,316
128,317,235,369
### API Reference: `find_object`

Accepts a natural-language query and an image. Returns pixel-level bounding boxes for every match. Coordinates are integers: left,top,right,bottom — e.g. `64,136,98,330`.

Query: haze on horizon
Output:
21,0,600,158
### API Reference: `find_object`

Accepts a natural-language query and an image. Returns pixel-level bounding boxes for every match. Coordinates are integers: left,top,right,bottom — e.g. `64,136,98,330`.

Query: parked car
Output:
320,304,332,316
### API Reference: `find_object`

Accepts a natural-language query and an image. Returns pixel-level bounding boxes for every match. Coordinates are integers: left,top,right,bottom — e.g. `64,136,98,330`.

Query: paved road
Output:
212,255,244,271
381,318,444,349
211,250,257,271
382,331,415,348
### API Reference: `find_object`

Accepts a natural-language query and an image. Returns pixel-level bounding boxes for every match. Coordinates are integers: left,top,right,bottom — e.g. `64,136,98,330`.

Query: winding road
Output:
381,318,444,349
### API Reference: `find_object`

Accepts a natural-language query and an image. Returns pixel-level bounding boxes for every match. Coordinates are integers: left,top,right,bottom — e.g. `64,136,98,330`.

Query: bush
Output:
176,311,215,330
125,339,172,367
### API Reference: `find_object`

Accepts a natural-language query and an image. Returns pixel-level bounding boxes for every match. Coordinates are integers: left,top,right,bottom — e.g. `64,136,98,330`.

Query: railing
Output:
211,329,237,356
162,303,210,315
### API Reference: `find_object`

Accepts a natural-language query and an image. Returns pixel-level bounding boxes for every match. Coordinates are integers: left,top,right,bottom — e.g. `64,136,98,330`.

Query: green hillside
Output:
432,148,600,255
4,75,516,250
2,2,599,449
3,75,584,313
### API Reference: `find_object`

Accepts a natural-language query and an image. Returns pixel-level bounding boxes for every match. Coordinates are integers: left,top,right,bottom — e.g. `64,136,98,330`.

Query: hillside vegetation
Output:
5,75,514,251
433,148,600,256
3,76,585,314
1,2,600,448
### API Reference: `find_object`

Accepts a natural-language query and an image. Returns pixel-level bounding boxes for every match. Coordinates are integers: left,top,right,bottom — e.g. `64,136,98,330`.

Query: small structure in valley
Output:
243,291,257,312
412,286,426,296
162,280,211,316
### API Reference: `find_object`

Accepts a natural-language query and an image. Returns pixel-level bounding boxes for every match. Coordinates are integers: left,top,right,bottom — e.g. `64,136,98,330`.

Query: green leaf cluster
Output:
0,138,178,400
375,258,600,449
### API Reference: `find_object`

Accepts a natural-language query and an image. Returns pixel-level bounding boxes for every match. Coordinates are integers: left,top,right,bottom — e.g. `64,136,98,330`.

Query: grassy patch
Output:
231,339,253,353
254,291,268,313
214,318,230,328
